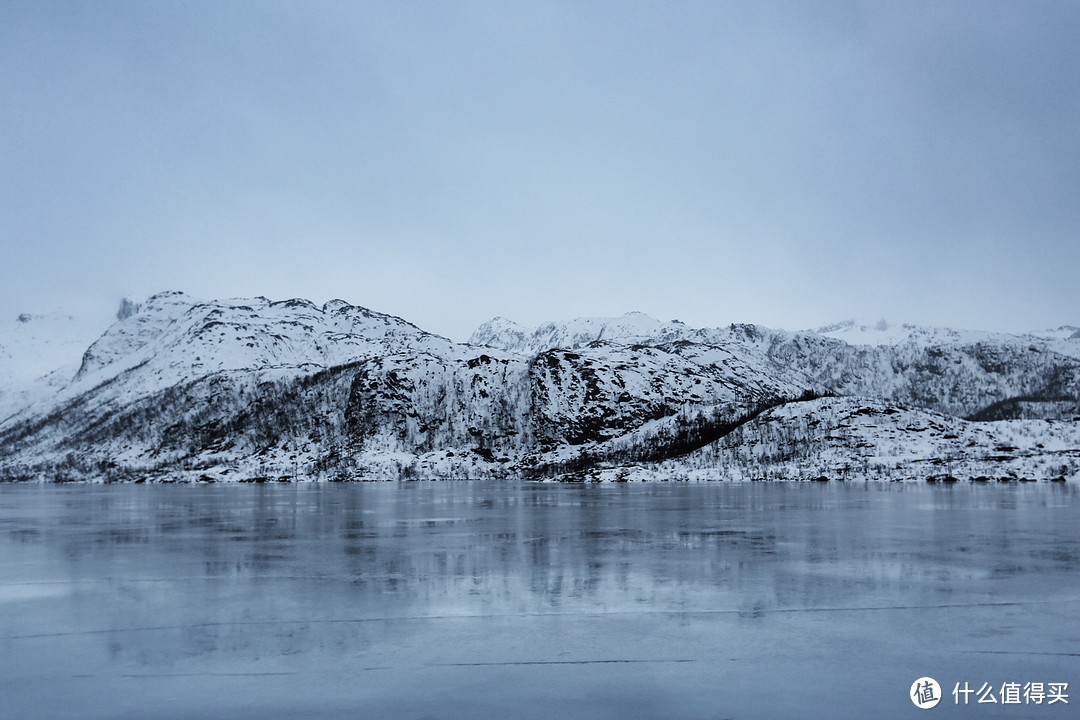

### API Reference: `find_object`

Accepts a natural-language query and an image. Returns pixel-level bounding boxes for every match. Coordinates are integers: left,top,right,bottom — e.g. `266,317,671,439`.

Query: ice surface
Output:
0,482,1077,719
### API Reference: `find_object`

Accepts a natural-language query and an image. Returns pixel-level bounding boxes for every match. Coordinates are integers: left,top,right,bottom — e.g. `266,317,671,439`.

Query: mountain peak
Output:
72,291,450,387
469,317,529,349
145,290,192,303
322,299,352,313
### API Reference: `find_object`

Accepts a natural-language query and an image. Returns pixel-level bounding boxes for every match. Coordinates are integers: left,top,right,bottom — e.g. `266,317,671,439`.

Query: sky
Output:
2,0,1079,342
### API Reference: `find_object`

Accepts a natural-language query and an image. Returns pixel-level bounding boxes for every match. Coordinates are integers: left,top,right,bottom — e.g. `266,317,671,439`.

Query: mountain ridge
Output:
1,293,1077,482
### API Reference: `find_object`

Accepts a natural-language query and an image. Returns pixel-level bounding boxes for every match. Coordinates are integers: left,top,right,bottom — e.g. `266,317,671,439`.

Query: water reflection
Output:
0,482,1077,719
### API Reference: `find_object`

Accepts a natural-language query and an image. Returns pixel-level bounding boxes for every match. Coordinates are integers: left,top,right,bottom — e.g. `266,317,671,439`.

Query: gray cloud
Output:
2,0,1078,339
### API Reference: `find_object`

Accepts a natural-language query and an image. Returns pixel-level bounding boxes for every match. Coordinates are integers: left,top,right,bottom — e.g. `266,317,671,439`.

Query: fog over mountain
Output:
4,3,1080,341
2,293,1077,483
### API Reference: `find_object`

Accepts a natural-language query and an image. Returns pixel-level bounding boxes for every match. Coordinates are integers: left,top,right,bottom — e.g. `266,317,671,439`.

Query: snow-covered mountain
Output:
594,396,1080,482
469,312,690,355
70,291,460,393
474,314,1080,419
813,319,1004,347
0,296,1077,483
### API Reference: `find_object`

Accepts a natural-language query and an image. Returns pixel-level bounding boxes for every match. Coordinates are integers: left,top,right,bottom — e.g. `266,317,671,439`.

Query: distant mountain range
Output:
1,292,1078,482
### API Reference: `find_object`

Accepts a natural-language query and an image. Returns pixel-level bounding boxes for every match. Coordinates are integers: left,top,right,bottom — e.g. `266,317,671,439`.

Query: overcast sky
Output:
2,0,1078,341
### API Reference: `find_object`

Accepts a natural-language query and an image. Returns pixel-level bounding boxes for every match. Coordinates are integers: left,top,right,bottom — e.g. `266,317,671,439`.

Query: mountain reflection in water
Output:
1,481,1077,719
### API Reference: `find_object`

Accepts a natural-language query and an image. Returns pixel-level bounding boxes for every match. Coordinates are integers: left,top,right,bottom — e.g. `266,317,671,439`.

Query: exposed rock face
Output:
116,298,141,321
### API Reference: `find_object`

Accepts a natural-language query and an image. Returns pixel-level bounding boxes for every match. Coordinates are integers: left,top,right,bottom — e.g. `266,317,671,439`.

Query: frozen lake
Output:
1,481,1077,719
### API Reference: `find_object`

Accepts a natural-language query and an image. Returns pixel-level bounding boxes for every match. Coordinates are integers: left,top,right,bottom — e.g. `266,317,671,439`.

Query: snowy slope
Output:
684,322,1080,418
816,319,1080,348
814,319,1080,362
73,291,461,387
0,292,484,462
0,296,1077,482
470,312,690,354
474,313,1080,419
4,292,465,427
601,396,1080,482
1033,325,1080,342
811,319,1013,347
0,310,112,422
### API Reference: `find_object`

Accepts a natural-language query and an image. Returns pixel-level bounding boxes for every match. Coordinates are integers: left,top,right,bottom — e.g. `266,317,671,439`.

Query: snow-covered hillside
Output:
813,319,1009,347
0,295,1077,482
0,310,112,423
474,314,1080,418
577,397,1080,482
469,311,689,355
